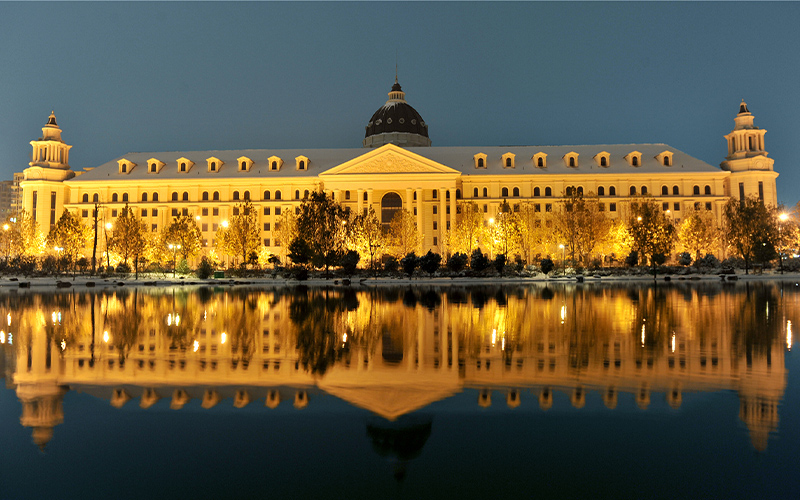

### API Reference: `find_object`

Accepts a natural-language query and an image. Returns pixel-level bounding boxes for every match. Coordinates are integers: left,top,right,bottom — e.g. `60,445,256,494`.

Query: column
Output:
448,188,456,253
439,188,446,253
357,189,364,214
416,189,424,252
367,189,374,215
405,188,413,211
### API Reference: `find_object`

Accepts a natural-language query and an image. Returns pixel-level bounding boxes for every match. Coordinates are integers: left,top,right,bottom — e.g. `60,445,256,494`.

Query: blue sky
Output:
1,2,798,207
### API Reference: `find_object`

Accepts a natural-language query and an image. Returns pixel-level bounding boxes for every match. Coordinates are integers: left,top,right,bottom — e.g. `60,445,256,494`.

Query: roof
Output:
67,143,720,183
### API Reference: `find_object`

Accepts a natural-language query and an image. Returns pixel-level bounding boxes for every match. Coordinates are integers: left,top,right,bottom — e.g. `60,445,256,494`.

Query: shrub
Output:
384,256,399,273
41,255,58,275
447,252,468,273
419,250,442,276
494,254,507,274
76,257,89,274
292,267,309,281
196,257,214,279
625,251,639,267
340,250,360,276
470,248,490,272
697,253,720,268
540,258,554,275
116,262,131,274
401,252,418,277
678,252,692,266
176,259,191,275
651,253,667,266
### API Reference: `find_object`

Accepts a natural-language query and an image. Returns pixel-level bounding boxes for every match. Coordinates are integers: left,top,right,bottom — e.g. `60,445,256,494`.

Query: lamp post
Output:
168,243,182,277
104,223,113,271
779,213,788,274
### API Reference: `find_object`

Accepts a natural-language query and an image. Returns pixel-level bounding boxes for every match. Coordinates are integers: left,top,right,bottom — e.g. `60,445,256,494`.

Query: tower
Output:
363,78,431,148
19,112,75,229
720,101,779,205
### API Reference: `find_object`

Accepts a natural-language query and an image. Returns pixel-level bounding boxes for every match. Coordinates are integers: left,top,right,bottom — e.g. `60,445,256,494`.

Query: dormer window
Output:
176,157,194,173
474,153,488,169
147,158,164,174
532,153,547,168
502,152,516,169
118,159,136,174
268,156,283,171
563,152,579,168
624,151,642,167
594,152,611,167
237,156,253,172
296,155,309,171
206,157,223,173
655,151,674,167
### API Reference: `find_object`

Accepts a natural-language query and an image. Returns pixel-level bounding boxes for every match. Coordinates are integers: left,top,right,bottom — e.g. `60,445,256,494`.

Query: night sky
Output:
1,2,798,207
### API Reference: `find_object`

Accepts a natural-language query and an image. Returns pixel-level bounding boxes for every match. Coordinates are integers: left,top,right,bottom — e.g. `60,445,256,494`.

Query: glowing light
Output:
221,220,229,228
193,340,199,352
779,213,789,222
637,216,642,222
671,333,676,353
60,340,66,351
342,333,347,343
103,331,109,343
105,222,112,230
488,218,495,225
491,329,496,346
560,305,566,321
641,324,646,346
195,215,201,221
6,313,10,326
2,224,7,231
788,320,793,351
0,331,4,343
501,337,505,351
221,332,227,344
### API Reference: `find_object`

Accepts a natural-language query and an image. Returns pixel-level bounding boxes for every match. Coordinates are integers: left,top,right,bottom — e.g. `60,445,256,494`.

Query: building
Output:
18,82,779,257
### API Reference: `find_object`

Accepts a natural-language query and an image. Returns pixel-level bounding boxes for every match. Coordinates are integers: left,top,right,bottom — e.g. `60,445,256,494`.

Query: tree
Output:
218,200,260,267
419,250,442,276
400,252,418,277
627,197,675,275
275,210,297,261
164,213,203,262
296,190,348,276
446,202,484,256
677,208,720,261
596,220,632,265
288,237,312,268
470,248,490,272
486,201,521,258
110,204,147,271
517,202,557,264
11,210,45,257
351,207,384,270
47,209,91,275
388,209,422,258
723,196,778,274
554,188,610,265
447,252,468,273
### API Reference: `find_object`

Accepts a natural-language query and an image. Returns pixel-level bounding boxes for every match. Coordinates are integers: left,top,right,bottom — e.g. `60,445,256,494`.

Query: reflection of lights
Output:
52,311,61,324
167,314,181,326
193,340,199,352
788,320,793,351
560,305,566,321
671,333,676,353
203,310,207,321
641,325,646,346
491,329,496,346
7,313,10,326
501,337,505,351
342,333,347,343
60,340,66,351
0,331,4,343
7,333,11,345
221,332,227,344
766,303,769,321
103,331,109,343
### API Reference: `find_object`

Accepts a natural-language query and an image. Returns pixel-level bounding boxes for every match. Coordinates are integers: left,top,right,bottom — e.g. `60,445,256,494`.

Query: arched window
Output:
244,191,250,201
641,186,648,195
264,190,271,200
142,193,148,202
630,186,636,196
210,162,216,171
577,187,584,195
433,190,438,199
93,193,99,202
202,192,209,201
299,160,305,170
473,187,479,197
180,192,187,201
303,190,309,200
566,186,575,196
663,156,670,166
171,192,178,201
537,157,544,167
673,186,680,195
483,187,488,197
662,186,669,196
505,157,512,167
598,187,605,196
271,161,277,170
275,191,281,200
609,186,616,196
112,193,119,202
545,187,552,197
152,193,159,202
693,185,700,195
600,157,607,167
180,162,187,172
569,157,575,167
704,185,711,195
513,187,520,197
632,157,639,166
82,194,89,203
240,161,247,171
502,187,509,197
478,158,484,168
295,190,300,200
534,187,541,197
381,193,403,229
233,191,240,201
213,192,220,201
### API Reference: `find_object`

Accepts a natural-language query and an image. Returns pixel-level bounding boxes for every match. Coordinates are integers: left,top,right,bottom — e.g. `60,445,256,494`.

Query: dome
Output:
363,80,431,148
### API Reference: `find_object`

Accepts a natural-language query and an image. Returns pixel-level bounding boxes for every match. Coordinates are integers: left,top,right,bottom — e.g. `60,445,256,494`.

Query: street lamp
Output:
168,243,182,277
104,222,113,270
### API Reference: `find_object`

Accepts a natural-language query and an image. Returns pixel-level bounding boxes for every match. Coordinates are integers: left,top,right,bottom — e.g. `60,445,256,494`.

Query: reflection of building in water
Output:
1,283,793,452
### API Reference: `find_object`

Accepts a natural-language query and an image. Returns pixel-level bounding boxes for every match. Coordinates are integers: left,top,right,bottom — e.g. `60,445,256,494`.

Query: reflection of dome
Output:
363,79,431,148
367,415,433,483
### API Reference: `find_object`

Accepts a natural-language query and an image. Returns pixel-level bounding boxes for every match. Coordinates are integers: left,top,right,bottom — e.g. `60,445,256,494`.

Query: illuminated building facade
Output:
17,84,779,258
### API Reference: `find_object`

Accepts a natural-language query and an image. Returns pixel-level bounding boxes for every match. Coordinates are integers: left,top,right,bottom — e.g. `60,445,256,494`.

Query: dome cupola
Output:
363,78,431,148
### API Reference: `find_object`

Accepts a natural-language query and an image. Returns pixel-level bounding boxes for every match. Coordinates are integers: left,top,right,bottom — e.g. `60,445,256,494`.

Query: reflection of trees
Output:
730,283,782,361
226,291,260,365
104,290,144,360
290,289,354,375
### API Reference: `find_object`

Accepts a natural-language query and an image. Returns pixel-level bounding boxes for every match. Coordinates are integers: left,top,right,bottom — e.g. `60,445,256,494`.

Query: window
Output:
93,193,99,202
456,189,461,199
545,187,552,197
303,190,309,200
121,164,127,173
299,160,305,170
171,209,178,217
758,181,764,202
182,192,189,201
152,208,158,216
537,157,544,167
433,190,438,199
739,182,745,201
534,204,541,212
240,161,247,171
171,192,178,201
210,162,217,172
112,209,118,217
598,187,605,196
693,185,700,195
674,203,680,211
271,161,278,170
112,193,119,202
502,187,509,197
609,186,616,196
244,191,250,201
82,209,88,218
275,207,281,215
152,224,157,231
140,193,147,202
534,187,541,197
150,163,157,173
212,191,219,201
202,192,209,201
577,187,584,195
704,185,711,195
663,203,669,211
233,191,240,201
663,156,670,166
264,223,270,231
345,191,351,200
545,204,552,212
264,238,271,247
483,187,488,197
632,157,638,166
141,209,148,217
694,202,701,210
630,186,636,195
202,208,208,216
212,208,219,216
473,187,479,197
82,193,89,203
295,190,300,200
433,237,438,246
513,187,520,197
569,157,575,167
153,193,159,202
263,207,270,216
275,191,281,200
180,162,187,172
641,186,648,195
433,221,438,230
661,186,668,196
264,190,271,200
600,157,607,167
483,205,488,213
478,158,484,167
610,203,616,212
433,206,438,215
673,186,680,195
705,202,712,211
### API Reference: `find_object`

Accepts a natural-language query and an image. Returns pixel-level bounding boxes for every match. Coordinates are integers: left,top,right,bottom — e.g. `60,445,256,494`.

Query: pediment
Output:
320,144,460,176
320,383,460,421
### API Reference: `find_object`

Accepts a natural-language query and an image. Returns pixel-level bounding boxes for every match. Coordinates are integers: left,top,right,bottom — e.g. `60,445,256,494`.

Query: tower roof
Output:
46,111,58,127
739,100,750,114
364,79,430,146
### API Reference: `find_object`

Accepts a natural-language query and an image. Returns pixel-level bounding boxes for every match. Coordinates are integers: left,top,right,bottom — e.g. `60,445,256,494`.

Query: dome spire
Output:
739,99,750,114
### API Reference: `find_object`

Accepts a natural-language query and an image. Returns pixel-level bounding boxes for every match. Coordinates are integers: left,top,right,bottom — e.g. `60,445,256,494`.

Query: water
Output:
0,281,798,499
